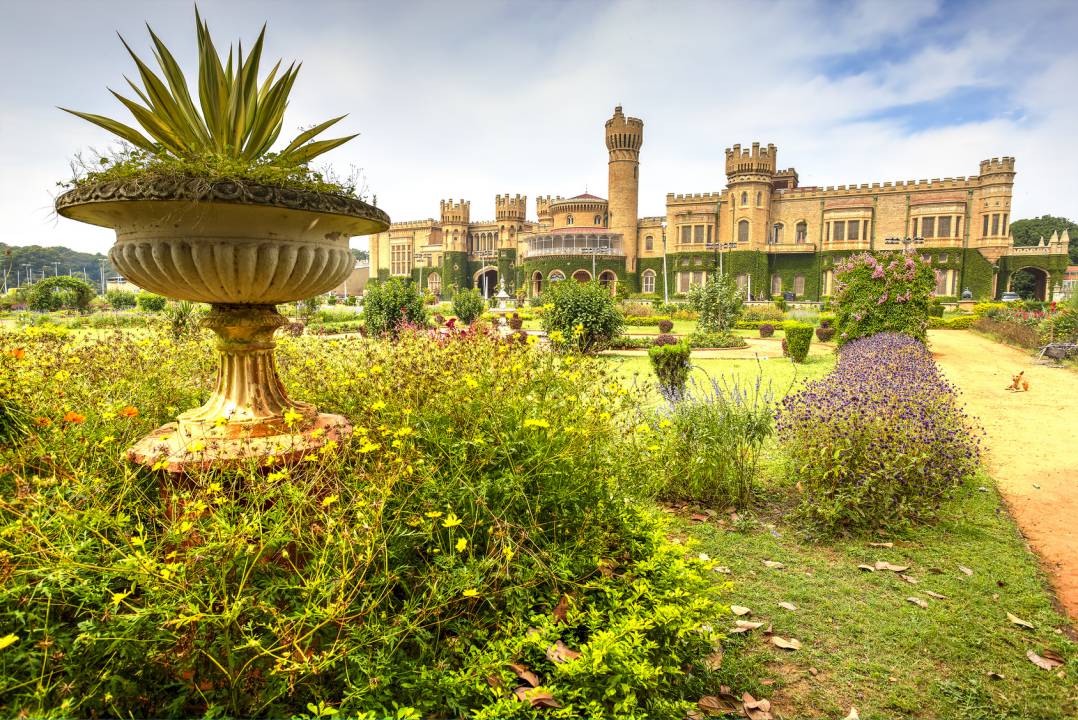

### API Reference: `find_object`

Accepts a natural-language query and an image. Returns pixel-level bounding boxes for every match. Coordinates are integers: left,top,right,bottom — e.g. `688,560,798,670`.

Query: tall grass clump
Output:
654,373,774,507
776,333,980,535
0,327,729,719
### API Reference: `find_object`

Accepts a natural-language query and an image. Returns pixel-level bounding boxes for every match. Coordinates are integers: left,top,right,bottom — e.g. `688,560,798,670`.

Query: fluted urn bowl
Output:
56,177,391,472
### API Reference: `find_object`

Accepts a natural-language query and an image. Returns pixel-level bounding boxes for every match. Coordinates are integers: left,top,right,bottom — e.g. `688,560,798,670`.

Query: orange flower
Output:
34,417,52,427
119,406,139,418
9,348,25,360
63,411,86,424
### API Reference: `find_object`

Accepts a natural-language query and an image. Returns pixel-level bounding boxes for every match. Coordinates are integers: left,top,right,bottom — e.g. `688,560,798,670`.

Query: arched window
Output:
793,275,805,296
427,272,441,297
566,214,574,226
795,221,807,244
741,191,748,206
572,269,592,282
645,235,653,252
822,269,834,296
735,273,749,292
598,270,617,293
771,274,782,295
548,270,565,283
772,223,784,244
756,191,762,207
641,269,656,294
738,219,750,243
532,270,543,296
594,215,602,225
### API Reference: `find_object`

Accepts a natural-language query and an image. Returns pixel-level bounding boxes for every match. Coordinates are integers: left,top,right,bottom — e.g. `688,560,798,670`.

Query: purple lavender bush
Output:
776,333,980,535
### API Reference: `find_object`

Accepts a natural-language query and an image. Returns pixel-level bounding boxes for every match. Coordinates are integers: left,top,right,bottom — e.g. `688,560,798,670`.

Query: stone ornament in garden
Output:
54,11,390,471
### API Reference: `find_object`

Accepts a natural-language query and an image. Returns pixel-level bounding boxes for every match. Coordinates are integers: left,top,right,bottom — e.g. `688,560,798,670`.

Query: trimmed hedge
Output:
623,315,672,327
928,315,976,329
785,322,814,362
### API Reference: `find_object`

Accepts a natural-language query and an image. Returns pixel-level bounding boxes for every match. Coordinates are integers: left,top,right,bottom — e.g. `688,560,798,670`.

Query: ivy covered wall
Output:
520,256,630,296
767,254,820,299
439,251,470,297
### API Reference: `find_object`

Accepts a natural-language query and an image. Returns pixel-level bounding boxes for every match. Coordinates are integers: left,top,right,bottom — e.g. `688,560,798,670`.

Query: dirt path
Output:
929,330,1078,620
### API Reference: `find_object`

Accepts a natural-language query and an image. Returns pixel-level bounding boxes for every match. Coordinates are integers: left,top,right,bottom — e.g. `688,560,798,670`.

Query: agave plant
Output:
61,9,354,166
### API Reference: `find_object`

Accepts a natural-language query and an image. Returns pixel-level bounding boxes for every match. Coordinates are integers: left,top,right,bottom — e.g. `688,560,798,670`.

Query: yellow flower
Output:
214,415,229,427
462,588,479,598
465,376,479,389
322,494,339,508
659,419,673,429
0,633,19,651
456,538,468,552
358,441,380,454
370,400,386,411
178,520,193,533
503,545,515,561
395,426,413,437
110,590,131,608
283,409,305,427
370,364,384,375
523,418,550,429
635,424,651,434
442,513,462,528
425,511,443,519
187,440,206,453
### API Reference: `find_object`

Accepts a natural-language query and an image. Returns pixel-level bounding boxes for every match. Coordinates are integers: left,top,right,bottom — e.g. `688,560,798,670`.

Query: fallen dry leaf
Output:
844,708,861,720
958,565,974,576
742,692,773,720
875,561,910,572
697,690,741,716
858,564,876,572
987,671,1005,680
771,635,802,650
513,686,562,708
868,542,894,548
778,601,798,611
704,650,723,670
690,513,710,522
762,560,785,569
899,573,918,584
808,666,819,676
925,590,947,600
545,640,581,664
1007,612,1035,630
714,566,731,574
731,605,752,616
729,620,765,634
760,678,775,686
507,662,539,687
552,595,569,624
1027,649,1064,670
907,596,929,609
486,674,504,689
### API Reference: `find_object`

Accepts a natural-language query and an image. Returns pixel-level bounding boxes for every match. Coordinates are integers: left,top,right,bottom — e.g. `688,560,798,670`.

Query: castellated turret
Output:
725,142,777,180
440,199,470,252
725,143,777,248
536,195,554,230
605,106,643,271
496,193,527,222
978,157,1016,185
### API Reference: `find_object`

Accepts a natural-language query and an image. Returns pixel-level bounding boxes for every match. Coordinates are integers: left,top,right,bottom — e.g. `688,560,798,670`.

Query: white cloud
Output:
1,0,1075,255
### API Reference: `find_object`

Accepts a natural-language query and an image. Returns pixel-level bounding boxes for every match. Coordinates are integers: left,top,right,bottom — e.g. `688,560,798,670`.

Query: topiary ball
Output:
657,319,674,333
759,323,774,338
653,333,678,346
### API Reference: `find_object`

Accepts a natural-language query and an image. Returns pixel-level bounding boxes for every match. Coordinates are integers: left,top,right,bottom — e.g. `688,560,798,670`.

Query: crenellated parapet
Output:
605,105,643,161
979,157,1016,176
440,198,470,226
495,193,527,222
725,142,777,178
667,191,725,204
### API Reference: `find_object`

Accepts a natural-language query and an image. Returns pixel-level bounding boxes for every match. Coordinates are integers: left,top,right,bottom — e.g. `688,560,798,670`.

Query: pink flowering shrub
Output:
832,251,934,346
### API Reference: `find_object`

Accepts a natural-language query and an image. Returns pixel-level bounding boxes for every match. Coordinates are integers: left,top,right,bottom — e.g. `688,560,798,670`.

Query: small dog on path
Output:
1007,371,1030,392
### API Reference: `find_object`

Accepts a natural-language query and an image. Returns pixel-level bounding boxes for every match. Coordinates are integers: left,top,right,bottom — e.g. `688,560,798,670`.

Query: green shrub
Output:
658,319,674,333
163,300,202,338
972,302,1006,316
136,291,167,312
785,322,814,362
327,294,338,305
606,335,653,350
833,252,934,345
1039,308,1078,343
654,374,773,507
688,274,742,333
362,277,427,337
541,280,623,353
314,308,360,325
741,304,785,322
28,276,95,313
105,289,138,310
759,323,774,338
687,332,747,349
772,295,787,312
653,333,679,346
928,315,976,330
648,341,691,398
928,302,945,318
623,315,670,327
815,326,836,342
452,288,486,325
0,329,728,718
344,295,358,306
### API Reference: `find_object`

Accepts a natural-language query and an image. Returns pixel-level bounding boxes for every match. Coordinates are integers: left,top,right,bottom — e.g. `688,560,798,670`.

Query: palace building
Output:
369,107,1069,302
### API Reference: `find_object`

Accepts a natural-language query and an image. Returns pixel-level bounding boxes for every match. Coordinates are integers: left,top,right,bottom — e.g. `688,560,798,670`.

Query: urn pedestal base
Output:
127,304,351,473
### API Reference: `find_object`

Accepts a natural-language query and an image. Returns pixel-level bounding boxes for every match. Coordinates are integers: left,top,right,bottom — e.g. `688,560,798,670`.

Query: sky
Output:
2,0,1077,255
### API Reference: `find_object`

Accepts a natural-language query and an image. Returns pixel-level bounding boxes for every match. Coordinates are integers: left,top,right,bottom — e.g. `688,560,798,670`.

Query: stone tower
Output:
725,142,777,247
605,106,643,272
536,196,554,231
973,157,1015,246
439,199,470,253
496,193,527,248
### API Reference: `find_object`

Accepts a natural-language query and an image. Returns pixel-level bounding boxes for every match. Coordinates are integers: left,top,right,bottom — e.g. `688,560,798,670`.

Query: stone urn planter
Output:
56,177,390,471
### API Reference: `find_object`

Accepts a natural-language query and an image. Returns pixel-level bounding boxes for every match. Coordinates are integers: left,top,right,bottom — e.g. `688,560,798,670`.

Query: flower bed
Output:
776,333,980,535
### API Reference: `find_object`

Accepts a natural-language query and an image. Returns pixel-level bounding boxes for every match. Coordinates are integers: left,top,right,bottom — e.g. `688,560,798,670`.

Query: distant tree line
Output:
1010,215,1078,264
1,243,115,289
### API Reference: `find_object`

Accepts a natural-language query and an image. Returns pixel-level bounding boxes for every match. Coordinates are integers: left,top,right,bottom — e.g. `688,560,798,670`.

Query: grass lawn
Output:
683,475,1077,719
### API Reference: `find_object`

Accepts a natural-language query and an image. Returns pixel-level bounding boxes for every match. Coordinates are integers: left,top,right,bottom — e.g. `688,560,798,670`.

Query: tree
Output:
27,275,95,312
541,280,623,353
363,278,427,337
687,273,743,334
1011,215,1078,264
452,288,485,325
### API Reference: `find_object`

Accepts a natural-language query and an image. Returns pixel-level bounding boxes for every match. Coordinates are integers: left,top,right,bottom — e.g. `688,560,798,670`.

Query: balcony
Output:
521,230,624,259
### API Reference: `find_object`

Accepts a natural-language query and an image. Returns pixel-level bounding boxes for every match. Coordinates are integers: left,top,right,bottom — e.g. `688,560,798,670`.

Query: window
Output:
772,223,784,243
678,271,706,292
938,254,949,264
566,214,575,226
826,222,831,242
833,221,846,242
992,214,1000,236
934,269,948,296
735,273,749,292
1002,213,1008,235
795,221,807,243
693,225,705,243
707,225,713,243
738,219,749,243
642,269,656,294
391,243,412,276
427,272,441,297
982,214,989,237
912,218,919,237
848,220,860,241
741,191,748,206
771,274,782,295
937,216,951,238
532,271,543,296
793,275,805,296
548,270,565,282
594,215,602,225
955,216,962,238
922,217,935,238
822,269,833,296
756,191,762,207
680,225,692,243
645,235,654,252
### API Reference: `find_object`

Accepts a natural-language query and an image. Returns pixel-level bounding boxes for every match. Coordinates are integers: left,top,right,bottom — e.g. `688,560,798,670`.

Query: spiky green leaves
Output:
60,8,356,165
